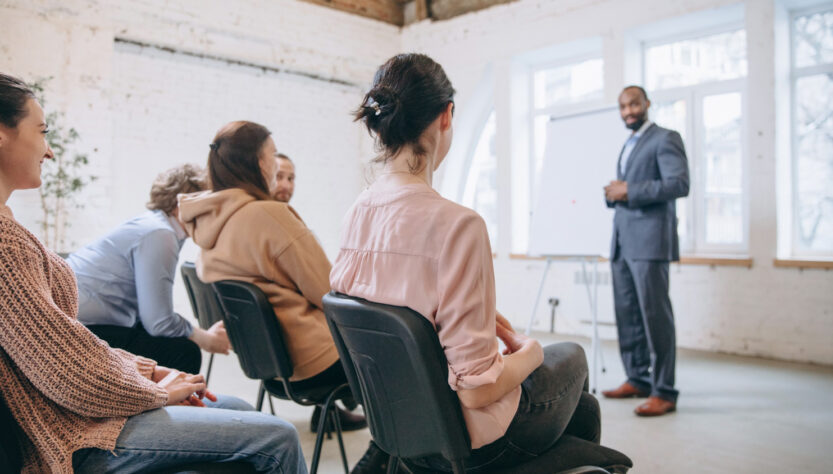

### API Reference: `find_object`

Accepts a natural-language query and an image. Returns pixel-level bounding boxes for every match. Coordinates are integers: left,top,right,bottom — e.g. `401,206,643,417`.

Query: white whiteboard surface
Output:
528,107,629,258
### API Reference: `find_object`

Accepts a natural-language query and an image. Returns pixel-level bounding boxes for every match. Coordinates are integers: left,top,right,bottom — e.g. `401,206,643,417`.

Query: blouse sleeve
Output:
435,212,505,391
0,232,168,417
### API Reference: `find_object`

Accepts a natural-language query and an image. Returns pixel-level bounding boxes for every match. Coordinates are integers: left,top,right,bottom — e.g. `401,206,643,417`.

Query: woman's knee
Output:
543,342,588,375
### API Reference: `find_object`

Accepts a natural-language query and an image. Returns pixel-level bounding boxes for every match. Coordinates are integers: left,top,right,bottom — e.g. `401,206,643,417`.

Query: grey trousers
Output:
611,257,679,402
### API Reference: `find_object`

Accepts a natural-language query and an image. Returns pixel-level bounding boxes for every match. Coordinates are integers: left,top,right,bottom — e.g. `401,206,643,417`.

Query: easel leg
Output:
526,258,553,335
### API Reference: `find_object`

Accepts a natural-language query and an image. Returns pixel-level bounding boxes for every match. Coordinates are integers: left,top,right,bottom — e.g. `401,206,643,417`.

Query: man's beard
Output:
625,113,647,131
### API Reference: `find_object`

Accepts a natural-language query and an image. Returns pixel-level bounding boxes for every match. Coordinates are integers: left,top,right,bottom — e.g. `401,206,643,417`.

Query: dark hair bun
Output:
354,54,455,163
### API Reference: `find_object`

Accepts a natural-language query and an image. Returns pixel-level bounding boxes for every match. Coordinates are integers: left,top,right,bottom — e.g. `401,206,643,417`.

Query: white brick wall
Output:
1,0,831,364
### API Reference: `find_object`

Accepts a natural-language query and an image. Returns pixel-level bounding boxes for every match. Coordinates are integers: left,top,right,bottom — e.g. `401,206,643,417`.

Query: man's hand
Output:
189,321,231,354
604,180,628,202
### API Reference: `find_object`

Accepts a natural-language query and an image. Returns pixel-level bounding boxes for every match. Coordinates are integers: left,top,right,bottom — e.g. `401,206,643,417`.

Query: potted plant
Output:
29,78,97,253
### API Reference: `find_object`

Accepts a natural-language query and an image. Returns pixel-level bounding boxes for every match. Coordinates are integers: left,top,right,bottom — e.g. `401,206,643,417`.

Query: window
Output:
645,26,748,254
461,111,498,246
791,5,833,256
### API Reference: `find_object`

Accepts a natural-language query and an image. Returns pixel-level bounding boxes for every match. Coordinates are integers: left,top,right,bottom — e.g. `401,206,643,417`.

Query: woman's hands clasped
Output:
153,366,217,407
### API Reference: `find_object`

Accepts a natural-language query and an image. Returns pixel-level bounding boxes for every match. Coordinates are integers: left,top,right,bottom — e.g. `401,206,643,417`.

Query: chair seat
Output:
400,435,631,474
262,379,336,405
492,435,632,474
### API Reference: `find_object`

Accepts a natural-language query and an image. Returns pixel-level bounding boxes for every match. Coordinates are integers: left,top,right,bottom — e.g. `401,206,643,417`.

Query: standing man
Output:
602,85,689,416
272,152,295,203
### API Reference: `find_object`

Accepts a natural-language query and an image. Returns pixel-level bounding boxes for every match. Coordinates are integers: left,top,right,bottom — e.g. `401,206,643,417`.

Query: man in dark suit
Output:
602,85,689,416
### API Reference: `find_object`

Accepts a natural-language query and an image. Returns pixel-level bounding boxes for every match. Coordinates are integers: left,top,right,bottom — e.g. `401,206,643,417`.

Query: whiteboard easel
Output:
525,107,627,393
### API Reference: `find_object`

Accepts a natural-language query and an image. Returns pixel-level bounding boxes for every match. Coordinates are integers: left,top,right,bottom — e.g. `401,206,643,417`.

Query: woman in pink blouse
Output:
331,54,601,472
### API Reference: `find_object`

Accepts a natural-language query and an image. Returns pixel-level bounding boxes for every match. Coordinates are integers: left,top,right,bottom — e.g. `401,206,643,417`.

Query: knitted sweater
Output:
0,204,169,474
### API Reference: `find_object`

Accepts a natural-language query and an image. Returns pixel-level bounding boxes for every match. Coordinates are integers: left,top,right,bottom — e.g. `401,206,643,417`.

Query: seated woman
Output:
68,163,229,374
330,54,601,472
0,73,305,474
178,120,378,470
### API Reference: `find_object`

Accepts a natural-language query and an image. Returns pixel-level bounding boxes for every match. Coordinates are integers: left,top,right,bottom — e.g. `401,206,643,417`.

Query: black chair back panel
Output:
180,262,224,330
323,293,470,462
212,280,294,381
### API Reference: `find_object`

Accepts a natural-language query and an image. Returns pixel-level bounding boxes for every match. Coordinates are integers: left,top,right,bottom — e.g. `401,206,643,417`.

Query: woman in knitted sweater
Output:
0,73,307,474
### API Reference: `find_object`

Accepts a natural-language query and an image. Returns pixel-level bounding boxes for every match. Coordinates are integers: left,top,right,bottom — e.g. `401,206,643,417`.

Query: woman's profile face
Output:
0,98,54,192
258,136,278,196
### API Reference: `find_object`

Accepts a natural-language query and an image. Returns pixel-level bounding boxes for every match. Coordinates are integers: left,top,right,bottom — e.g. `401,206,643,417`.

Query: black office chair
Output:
180,262,224,386
323,292,633,474
212,280,351,474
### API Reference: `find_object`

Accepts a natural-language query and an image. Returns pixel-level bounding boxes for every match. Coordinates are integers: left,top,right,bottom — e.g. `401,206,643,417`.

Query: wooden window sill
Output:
507,254,754,267
773,258,833,270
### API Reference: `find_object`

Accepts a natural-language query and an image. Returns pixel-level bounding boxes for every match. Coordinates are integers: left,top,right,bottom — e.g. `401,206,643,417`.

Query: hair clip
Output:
367,98,382,116
209,143,219,151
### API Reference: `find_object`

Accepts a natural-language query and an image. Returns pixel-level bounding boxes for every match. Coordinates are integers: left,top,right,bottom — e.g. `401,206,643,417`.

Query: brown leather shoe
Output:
601,382,650,399
634,396,676,416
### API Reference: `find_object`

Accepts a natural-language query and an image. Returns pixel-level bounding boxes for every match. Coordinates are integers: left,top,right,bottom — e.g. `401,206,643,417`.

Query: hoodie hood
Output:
178,188,256,250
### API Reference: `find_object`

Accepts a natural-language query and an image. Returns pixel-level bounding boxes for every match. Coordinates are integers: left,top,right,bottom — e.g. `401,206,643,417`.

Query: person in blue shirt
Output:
68,164,229,373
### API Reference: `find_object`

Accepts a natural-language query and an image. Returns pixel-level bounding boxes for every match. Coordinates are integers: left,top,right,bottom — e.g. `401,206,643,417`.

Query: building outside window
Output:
644,26,748,254
790,5,833,256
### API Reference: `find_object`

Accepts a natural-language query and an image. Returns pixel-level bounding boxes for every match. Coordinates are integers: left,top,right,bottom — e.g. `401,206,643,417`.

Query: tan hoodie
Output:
178,188,339,381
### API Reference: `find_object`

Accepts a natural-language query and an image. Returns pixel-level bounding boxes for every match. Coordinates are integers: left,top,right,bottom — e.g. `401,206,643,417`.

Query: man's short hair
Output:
275,152,292,163
147,163,206,215
622,85,649,101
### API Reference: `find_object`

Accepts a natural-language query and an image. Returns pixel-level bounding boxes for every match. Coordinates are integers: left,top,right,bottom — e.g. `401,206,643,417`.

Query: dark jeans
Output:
87,324,202,374
410,342,596,472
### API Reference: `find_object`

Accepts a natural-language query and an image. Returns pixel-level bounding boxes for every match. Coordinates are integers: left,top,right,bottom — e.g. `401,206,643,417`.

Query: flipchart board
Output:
528,107,629,258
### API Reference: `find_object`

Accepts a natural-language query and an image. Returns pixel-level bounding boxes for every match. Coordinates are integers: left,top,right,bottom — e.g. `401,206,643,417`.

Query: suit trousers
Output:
610,257,678,402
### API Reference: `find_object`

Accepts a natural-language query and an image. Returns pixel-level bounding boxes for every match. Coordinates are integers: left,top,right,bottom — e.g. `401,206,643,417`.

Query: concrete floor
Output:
201,333,833,473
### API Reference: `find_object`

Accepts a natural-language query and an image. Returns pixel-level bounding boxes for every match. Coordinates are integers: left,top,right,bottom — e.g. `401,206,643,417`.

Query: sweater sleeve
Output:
0,230,168,418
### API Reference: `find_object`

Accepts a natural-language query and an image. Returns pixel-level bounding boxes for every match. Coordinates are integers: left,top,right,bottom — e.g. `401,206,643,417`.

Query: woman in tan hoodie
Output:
178,121,378,471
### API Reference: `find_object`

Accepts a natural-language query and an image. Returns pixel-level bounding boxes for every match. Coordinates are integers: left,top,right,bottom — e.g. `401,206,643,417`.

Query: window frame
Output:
642,23,750,255
789,3,833,257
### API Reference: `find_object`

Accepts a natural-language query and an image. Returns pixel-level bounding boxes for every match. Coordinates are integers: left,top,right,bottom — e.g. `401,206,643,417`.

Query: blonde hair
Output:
147,163,206,215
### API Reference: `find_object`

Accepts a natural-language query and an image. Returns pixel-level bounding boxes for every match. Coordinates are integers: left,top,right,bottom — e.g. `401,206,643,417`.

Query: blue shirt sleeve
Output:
131,229,193,338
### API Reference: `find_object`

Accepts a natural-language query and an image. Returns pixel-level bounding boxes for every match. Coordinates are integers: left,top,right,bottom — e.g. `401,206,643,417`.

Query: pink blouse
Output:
330,181,521,449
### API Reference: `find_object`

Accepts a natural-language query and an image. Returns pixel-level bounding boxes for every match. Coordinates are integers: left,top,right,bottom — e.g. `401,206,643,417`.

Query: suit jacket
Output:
607,123,689,261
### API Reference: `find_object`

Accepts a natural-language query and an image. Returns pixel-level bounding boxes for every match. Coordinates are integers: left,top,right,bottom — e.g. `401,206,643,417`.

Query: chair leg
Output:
311,385,351,474
205,353,215,387
330,406,349,474
256,382,265,412
309,401,332,474
267,394,275,415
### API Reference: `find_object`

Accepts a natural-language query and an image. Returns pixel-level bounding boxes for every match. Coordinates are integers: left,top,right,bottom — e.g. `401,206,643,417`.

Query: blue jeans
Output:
72,395,307,474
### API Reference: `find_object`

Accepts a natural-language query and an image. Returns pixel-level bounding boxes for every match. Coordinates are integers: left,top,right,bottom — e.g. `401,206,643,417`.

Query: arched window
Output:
461,111,498,246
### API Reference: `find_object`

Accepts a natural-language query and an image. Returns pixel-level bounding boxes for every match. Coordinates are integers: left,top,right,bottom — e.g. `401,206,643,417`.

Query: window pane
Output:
703,92,743,244
653,99,687,143
794,9,833,68
705,196,743,244
653,99,690,248
533,58,603,109
462,112,499,246
645,29,747,90
795,74,833,252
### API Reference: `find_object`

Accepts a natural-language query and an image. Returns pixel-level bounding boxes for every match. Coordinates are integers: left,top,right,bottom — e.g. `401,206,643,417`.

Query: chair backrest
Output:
322,292,471,464
212,280,294,381
180,262,225,330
